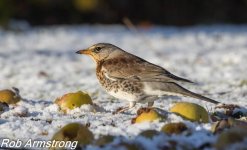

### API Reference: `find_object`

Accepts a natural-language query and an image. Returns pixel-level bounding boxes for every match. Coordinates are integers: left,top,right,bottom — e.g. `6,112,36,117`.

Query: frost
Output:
0,25,247,149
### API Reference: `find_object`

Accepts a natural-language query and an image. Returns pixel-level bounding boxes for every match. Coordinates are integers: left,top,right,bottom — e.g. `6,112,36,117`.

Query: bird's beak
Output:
76,49,91,55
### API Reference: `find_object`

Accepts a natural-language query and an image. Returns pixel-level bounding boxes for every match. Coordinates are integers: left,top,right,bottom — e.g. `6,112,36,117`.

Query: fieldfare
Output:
76,43,219,112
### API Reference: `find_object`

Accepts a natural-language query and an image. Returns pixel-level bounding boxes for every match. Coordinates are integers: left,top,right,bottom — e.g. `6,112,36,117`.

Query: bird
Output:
76,43,219,113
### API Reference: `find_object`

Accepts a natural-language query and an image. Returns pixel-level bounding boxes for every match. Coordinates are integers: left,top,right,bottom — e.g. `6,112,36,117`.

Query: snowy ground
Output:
0,25,247,149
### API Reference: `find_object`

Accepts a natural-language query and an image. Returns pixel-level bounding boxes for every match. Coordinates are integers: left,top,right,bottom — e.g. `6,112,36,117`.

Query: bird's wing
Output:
102,57,193,83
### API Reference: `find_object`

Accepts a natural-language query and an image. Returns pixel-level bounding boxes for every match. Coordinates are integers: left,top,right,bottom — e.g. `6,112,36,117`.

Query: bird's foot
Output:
112,102,136,114
112,106,129,114
147,101,154,108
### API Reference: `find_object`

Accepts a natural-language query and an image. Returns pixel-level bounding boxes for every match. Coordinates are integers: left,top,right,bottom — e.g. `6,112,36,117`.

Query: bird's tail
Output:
147,82,220,104
176,85,220,104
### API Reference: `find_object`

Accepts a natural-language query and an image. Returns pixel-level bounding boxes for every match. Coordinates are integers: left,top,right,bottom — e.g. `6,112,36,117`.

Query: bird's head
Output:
76,43,121,62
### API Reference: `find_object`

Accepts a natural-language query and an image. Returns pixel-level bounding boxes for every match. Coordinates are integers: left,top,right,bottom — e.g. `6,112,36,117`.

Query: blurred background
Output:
1,0,247,28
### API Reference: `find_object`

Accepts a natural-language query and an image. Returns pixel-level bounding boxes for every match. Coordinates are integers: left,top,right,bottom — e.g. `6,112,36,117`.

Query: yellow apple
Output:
170,102,209,123
215,127,247,150
161,122,188,134
132,108,164,124
51,123,94,149
0,88,21,104
55,91,92,111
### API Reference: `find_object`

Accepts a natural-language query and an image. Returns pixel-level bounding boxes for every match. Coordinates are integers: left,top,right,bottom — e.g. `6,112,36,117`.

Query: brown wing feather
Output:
102,56,193,83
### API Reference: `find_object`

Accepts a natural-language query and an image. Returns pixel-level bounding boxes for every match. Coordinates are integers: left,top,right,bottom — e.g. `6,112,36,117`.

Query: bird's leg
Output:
113,102,136,114
147,101,154,108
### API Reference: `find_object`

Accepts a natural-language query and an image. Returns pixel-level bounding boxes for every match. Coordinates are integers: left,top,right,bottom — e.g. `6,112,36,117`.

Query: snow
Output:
0,25,247,149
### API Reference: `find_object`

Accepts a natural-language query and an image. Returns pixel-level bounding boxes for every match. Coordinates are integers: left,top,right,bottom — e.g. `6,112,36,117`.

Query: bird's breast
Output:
96,69,144,101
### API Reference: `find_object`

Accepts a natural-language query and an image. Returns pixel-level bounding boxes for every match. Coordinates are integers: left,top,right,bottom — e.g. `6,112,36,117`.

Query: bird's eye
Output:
94,47,102,53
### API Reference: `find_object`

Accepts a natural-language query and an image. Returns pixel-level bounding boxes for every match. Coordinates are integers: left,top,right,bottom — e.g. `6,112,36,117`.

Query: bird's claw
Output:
112,107,127,114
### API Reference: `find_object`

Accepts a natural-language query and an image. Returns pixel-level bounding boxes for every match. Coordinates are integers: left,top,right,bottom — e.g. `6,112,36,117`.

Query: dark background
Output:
1,0,247,27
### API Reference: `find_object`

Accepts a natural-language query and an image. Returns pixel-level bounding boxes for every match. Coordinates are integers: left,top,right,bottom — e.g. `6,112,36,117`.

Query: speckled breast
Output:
96,62,143,97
